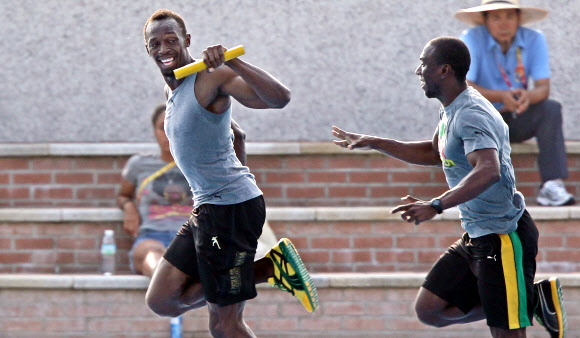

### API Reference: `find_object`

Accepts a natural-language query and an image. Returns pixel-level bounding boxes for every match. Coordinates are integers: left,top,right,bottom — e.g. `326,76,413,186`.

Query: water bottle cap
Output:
105,229,114,236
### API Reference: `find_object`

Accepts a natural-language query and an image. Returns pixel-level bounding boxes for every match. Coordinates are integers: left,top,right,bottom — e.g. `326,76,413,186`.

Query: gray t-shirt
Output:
436,87,525,238
122,154,192,232
165,73,262,208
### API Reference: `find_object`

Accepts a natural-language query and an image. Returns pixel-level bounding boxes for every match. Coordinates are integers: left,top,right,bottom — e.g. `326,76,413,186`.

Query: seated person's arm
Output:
117,179,140,238
231,118,247,166
468,78,550,114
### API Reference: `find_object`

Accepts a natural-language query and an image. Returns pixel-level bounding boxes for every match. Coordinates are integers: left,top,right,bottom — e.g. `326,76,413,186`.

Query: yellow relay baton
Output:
173,45,245,80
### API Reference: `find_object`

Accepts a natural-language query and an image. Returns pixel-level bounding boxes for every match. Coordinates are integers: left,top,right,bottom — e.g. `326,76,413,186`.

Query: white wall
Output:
1,0,578,142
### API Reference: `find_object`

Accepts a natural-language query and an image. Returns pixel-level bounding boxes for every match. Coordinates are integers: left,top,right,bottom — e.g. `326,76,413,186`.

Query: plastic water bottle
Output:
170,316,182,338
100,230,116,275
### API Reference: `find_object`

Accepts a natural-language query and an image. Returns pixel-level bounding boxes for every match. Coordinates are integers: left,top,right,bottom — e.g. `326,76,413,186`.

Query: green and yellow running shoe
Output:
265,238,319,312
534,277,567,338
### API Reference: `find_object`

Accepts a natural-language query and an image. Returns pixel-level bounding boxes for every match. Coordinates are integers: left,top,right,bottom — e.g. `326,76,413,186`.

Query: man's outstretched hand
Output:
332,126,373,150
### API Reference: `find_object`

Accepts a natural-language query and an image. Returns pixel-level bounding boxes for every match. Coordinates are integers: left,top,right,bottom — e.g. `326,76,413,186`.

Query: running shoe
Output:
265,238,319,312
534,277,567,338
537,179,575,206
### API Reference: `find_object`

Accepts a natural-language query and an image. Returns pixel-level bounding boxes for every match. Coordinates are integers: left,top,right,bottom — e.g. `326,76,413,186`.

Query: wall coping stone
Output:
1,273,579,290
0,206,579,222
2,141,579,157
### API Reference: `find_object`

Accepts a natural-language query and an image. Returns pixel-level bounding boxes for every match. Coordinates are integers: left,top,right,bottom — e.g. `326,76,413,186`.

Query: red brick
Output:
76,252,100,264
311,237,350,249
88,318,133,332
0,173,8,184
246,156,283,169
2,319,44,332
0,238,11,249
511,155,537,169
55,172,94,184
0,252,32,263
264,171,304,183
329,186,367,198
128,319,167,331
409,185,448,199
295,251,330,263
299,317,343,331
13,173,52,184
57,237,98,249
342,317,386,330
324,301,366,315
286,187,325,198
286,157,325,169
515,170,542,183
418,250,443,263
566,236,580,247
369,156,409,169
327,156,368,169
332,222,373,234
77,187,115,199
0,224,36,235
0,187,30,199
369,186,410,198
350,171,388,183
31,158,73,170
396,236,435,248
0,158,29,170
332,250,371,263
353,236,393,249
375,250,415,263
287,222,331,235
97,172,122,184
74,158,115,170
308,171,347,183
257,318,298,330
544,250,580,261
538,236,564,248
44,318,85,333
391,171,433,183
33,187,73,199
15,238,54,249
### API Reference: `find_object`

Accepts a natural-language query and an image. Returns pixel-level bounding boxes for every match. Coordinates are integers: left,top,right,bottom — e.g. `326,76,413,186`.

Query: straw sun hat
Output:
454,0,548,26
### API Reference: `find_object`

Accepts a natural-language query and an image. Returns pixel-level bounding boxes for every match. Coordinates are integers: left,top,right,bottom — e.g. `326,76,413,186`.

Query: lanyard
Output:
136,161,177,202
497,47,527,90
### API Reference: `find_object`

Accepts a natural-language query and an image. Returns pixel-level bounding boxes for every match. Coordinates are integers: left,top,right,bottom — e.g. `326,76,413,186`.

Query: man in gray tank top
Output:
143,9,318,337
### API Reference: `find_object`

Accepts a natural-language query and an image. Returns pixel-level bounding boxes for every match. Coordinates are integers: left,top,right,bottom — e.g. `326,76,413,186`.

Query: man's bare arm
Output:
332,126,441,166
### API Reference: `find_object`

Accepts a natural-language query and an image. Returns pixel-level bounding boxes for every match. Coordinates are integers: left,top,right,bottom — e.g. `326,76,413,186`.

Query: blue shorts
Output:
129,229,177,273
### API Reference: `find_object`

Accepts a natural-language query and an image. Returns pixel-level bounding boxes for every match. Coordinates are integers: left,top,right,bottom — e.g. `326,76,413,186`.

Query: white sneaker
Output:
537,179,575,206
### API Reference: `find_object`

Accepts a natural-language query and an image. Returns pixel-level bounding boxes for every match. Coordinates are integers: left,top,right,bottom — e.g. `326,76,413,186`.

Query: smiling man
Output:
332,36,566,338
142,9,318,337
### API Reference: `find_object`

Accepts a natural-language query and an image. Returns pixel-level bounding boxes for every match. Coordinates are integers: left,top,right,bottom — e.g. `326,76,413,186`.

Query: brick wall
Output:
2,208,579,274
2,142,580,207
1,274,576,337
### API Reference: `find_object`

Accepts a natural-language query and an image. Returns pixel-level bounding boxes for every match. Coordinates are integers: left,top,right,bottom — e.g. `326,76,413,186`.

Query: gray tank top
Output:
164,73,262,207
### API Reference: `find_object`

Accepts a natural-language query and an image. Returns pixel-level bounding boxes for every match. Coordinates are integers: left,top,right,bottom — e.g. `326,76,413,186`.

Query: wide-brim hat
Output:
454,0,548,26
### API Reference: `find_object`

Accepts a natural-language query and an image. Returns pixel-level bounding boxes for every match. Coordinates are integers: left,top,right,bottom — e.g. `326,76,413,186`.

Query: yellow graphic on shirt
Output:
438,115,455,168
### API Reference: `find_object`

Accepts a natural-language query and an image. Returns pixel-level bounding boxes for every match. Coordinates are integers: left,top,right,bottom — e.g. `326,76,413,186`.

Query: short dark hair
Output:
151,104,166,128
143,9,187,42
429,37,471,82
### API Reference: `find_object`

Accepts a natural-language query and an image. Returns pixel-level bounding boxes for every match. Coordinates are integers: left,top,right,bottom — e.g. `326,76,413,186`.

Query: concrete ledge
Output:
4,140,578,157
1,273,579,290
0,206,578,222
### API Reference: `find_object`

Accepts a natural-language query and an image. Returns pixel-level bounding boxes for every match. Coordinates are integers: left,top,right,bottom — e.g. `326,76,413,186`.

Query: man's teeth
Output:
161,58,174,65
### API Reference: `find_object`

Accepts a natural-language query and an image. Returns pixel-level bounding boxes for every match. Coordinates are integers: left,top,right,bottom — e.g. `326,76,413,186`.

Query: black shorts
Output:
423,210,539,330
163,195,266,307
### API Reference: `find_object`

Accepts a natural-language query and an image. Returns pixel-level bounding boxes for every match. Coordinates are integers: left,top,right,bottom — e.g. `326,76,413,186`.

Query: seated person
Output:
455,0,574,206
117,104,276,276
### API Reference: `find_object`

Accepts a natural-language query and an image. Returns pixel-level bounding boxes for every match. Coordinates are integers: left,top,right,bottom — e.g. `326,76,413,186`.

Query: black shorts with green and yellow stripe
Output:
423,209,539,330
